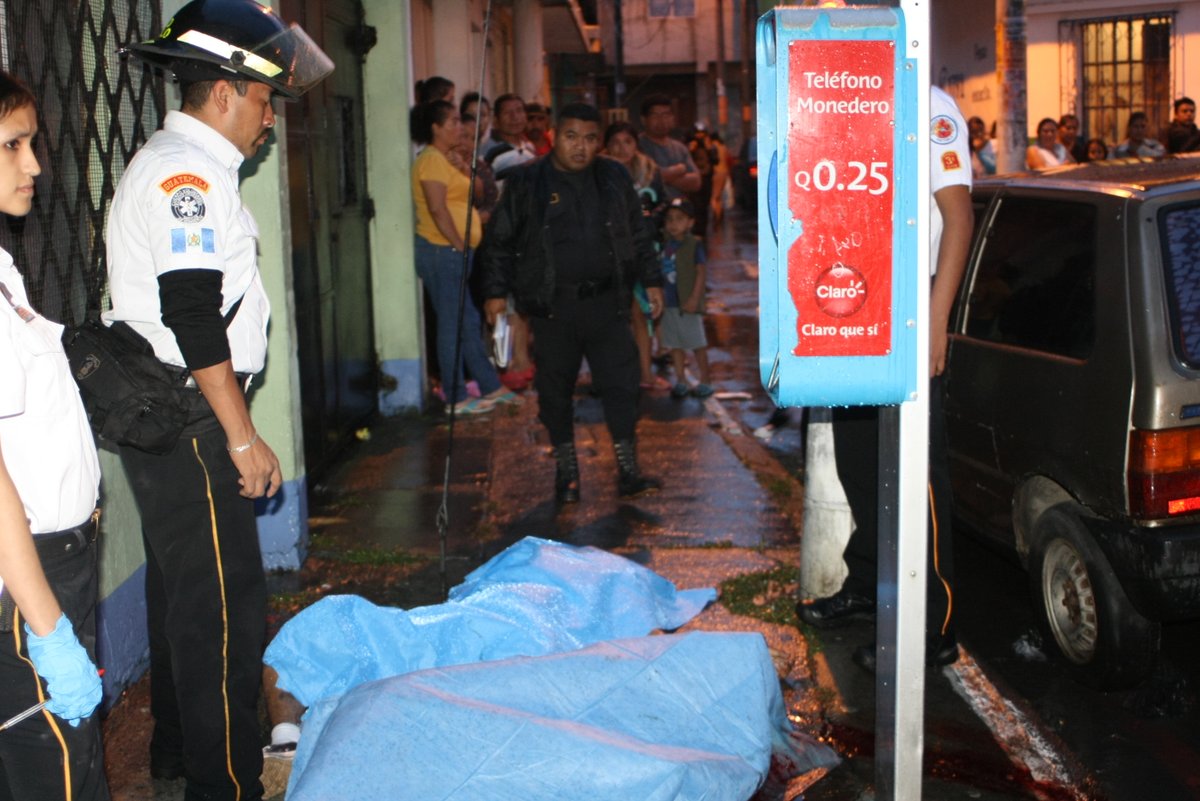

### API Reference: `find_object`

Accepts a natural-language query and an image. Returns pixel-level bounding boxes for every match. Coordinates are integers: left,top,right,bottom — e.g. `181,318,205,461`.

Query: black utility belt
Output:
556,276,614,300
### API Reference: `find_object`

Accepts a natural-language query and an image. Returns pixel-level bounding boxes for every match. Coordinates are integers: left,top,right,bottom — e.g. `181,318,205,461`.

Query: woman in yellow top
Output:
412,100,516,415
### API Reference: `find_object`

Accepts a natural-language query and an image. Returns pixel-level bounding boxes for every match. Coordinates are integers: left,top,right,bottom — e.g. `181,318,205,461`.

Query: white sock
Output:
271,722,301,745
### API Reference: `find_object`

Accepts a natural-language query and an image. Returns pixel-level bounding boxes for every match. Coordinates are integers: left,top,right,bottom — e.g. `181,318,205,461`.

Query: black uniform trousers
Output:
831,374,956,636
0,519,109,801
530,288,640,447
121,418,266,801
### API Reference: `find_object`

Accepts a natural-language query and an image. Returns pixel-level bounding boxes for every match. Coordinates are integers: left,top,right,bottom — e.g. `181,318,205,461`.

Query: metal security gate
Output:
1060,13,1174,149
0,0,163,325
283,0,377,475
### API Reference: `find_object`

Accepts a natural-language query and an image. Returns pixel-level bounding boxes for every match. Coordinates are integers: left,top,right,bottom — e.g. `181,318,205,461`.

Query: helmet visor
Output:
177,21,333,97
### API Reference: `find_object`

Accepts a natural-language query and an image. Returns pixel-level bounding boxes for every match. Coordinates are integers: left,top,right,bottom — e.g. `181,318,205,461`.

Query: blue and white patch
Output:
170,228,216,254
170,186,206,222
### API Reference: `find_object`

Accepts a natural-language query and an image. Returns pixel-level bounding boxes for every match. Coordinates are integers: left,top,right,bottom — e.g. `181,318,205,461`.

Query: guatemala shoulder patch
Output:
931,115,958,145
942,151,962,171
160,173,210,194
161,174,210,223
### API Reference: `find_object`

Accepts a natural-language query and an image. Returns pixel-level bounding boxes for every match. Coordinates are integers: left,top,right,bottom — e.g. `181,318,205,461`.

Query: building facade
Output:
935,0,1200,149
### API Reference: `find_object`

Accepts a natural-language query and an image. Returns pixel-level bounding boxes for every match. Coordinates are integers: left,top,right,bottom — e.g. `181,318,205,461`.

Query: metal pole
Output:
614,0,625,109
880,3,931,799
716,0,728,133
739,0,754,142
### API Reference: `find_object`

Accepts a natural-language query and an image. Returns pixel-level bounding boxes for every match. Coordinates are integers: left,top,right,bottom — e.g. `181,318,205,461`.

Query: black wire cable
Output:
437,0,495,597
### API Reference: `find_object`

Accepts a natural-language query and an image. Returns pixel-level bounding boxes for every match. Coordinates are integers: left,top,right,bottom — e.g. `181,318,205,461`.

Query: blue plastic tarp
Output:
286,631,838,801
264,537,717,707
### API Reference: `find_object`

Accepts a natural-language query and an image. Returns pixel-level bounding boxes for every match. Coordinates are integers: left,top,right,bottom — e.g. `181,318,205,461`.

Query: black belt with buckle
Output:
33,514,100,558
558,276,614,300
0,513,100,631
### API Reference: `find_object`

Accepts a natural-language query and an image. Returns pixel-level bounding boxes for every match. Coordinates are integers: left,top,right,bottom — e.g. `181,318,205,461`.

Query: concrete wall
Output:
367,0,424,413
931,0,997,128
599,0,738,70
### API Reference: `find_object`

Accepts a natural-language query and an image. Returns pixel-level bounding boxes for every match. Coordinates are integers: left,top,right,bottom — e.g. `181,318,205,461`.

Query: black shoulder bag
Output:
63,300,243,455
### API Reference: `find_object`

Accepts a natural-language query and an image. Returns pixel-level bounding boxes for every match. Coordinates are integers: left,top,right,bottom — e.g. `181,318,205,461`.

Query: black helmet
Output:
123,0,333,99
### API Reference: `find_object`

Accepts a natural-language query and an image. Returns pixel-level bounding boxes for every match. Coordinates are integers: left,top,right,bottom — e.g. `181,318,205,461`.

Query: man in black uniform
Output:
481,102,664,505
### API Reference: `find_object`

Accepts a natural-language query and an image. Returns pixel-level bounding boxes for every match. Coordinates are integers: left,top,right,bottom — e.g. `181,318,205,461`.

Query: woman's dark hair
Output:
415,76,454,105
1084,138,1109,161
604,120,639,146
1036,117,1058,132
0,72,36,120
411,100,455,145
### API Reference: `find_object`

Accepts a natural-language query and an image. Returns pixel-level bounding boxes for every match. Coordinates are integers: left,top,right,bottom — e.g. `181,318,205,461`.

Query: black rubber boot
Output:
614,439,661,498
554,443,581,504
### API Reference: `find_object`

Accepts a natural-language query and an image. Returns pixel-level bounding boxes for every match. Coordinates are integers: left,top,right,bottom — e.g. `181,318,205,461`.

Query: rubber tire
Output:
1027,504,1160,690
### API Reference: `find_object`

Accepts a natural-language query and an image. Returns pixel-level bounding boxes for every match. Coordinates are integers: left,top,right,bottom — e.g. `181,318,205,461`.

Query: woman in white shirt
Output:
1026,117,1075,170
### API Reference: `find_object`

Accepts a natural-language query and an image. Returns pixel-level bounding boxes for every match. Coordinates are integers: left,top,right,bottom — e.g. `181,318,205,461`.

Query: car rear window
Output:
1160,203,1200,367
961,197,1097,359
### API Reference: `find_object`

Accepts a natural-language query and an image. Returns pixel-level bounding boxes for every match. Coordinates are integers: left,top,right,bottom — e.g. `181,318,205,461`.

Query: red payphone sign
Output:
787,40,895,357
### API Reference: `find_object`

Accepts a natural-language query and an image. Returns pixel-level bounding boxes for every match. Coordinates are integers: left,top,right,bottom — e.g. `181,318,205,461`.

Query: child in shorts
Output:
659,198,713,398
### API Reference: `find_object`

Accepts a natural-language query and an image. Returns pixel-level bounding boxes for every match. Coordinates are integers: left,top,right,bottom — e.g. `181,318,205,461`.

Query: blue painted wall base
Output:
379,357,424,415
257,476,309,571
96,564,149,710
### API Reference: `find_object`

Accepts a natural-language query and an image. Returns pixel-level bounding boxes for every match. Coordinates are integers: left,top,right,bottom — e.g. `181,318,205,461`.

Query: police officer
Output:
105,3,332,797
481,102,664,505
0,71,107,800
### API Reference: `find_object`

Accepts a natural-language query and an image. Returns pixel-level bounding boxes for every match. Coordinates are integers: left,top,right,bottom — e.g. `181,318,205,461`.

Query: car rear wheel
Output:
1028,504,1160,689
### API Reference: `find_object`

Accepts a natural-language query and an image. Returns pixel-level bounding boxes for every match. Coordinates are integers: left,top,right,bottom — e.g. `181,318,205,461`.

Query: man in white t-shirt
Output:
800,87,974,673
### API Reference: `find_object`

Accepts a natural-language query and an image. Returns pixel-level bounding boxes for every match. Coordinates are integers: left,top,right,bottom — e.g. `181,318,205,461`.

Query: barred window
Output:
1060,13,1174,150
0,0,163,326
648,0,696,18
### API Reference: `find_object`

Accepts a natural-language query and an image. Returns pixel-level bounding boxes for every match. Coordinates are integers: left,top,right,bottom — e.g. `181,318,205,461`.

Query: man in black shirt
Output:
481,103,664,504
1166,97,1200,154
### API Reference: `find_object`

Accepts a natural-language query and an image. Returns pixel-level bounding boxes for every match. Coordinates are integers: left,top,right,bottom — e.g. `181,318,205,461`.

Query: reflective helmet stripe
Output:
177,29,283,78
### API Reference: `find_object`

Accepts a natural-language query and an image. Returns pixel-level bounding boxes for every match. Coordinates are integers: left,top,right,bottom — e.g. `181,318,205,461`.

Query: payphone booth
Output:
758,3,933,799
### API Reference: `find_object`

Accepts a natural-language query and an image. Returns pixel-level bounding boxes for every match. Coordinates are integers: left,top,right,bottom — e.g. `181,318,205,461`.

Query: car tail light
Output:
749,165,758,179
1128,427,1200,519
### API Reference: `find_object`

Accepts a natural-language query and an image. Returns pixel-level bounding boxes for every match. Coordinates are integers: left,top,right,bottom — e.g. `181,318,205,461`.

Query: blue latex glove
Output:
24,613,102,726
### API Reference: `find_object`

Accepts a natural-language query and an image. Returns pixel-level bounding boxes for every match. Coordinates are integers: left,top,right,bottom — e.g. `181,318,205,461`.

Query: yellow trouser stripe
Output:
192,438,242,800
929,481,953,636
13,610,73,800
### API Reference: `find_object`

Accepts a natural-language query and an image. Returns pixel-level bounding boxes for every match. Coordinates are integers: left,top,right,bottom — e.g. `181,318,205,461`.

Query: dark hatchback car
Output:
945,157,1200,689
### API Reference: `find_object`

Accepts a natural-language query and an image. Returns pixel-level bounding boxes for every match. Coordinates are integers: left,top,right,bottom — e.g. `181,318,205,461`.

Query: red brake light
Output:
749,165,758,179
1128,428,1200,519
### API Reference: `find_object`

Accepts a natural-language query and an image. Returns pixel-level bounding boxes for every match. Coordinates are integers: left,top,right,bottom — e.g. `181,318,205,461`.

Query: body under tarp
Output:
265,537,838,799
264,537,718,706
287,632,838,801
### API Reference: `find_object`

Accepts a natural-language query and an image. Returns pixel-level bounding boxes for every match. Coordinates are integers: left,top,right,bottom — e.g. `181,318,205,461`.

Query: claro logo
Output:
813,263,867,318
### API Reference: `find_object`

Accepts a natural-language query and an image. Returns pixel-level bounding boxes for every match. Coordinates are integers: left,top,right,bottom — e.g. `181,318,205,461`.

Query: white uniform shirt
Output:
929,87,973,274
0,249,100,537
104,111,270,374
